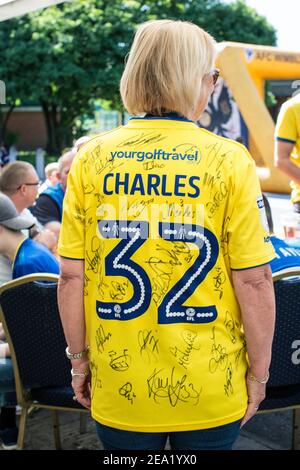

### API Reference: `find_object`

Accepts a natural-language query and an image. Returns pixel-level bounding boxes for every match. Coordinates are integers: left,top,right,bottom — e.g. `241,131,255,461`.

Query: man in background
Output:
0,161,40,217
38,161,59,195
275,93,300,212
33,151,75,225
0,161,57,284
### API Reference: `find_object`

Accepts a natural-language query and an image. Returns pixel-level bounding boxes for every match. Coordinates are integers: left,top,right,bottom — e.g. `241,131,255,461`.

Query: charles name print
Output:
58,114,275,433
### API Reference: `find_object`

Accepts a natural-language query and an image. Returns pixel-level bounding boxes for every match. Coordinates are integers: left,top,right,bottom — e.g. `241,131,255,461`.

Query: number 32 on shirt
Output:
96,220,219,324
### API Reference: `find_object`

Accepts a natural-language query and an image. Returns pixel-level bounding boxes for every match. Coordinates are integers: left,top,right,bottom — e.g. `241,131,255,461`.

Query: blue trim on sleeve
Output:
231,262,270,271
276,137,296,144
59,255,85,261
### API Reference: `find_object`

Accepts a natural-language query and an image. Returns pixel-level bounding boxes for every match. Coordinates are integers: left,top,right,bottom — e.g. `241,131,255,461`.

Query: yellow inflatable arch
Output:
205,42,300,193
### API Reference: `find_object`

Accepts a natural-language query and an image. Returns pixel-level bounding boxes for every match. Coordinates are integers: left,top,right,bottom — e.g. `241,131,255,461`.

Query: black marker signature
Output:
161,202,195,220
147,367,201,407
94,192,104,206
95,154,124,176
234,341,247,370
224,363,234,397
220,215,231,257
206,143,233,172
110,280,128,301
143,161,165,171
116,132,166,148
203,170,222,195
224,310,240,344
98,276,109,300
109,349,131,372
146,257,172,305
128,198,155,218
95,325,112,354
206,181,230,219
79,143,103,170
90,360,102,400
152,272,172,306
138,329,159,363
86,236,102,274
84,273,90,297
173,143,202,165
214,267,226,299
209,327,228,373
146,242,192,305
73,203,87,225
86,216,93,227
119,382,136,404
170,330,201,370
83,183,95,194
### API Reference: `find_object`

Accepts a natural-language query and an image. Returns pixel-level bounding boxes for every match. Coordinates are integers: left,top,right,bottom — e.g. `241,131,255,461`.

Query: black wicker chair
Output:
259,270,300,449
0,273,88,449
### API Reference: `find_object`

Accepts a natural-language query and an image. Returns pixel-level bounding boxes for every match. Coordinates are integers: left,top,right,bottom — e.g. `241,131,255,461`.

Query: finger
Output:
77,397,91,409
75,391,91,409
240,403,259,428
73,384,91,409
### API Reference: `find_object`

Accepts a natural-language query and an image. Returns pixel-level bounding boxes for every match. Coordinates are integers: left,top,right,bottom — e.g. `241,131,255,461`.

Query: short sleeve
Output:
58,155,85,259
275,103,297,143
227,151,275,270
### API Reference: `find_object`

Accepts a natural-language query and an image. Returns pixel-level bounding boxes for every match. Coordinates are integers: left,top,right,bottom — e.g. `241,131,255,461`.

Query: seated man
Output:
0,193,59,278
0,161,58,282
0,192,59,450
32,151,75,225
263,194,300,274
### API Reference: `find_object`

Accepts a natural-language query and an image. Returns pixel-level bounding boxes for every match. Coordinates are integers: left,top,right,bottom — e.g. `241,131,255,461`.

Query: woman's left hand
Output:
71,360,91,410
240,377,266,427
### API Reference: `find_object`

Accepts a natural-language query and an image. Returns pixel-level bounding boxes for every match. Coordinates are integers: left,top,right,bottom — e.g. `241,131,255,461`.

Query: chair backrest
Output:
0,273,71,401
258,270,300,412
267,271,300,389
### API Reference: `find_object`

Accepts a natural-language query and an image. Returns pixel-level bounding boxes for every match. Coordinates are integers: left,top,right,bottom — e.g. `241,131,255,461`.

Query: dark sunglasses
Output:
211,68,220,86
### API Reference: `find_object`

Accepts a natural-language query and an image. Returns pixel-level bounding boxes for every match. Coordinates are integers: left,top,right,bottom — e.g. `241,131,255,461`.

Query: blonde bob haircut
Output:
120,19,216,118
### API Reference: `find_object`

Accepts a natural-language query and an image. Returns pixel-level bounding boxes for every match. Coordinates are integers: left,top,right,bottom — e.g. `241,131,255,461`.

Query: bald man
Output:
32,151,75,225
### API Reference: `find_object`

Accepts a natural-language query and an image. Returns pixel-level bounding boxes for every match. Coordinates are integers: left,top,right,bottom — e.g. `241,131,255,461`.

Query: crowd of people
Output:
0,18,300,452
0,138,91,449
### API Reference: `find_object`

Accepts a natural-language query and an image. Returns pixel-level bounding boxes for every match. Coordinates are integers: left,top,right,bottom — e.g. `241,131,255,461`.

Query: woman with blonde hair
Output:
58,20,275,450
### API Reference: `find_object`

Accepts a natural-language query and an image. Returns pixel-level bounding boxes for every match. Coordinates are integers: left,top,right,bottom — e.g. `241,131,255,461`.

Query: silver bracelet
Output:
65,345,89,361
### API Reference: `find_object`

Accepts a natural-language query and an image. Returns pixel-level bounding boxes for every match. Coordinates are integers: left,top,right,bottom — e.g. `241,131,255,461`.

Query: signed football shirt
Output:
275,94,300,203
59,115,275,432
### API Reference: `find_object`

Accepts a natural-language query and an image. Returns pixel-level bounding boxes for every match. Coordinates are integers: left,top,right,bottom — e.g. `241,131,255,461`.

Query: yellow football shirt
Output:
275,94,300,203
59,115,275,432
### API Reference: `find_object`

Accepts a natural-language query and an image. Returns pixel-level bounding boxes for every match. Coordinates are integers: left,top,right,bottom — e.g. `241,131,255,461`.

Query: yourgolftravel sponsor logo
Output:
110,148,199,163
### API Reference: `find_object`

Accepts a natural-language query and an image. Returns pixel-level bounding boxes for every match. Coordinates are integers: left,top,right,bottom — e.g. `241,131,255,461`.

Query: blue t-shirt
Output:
270,236,300,274
12,238,60,279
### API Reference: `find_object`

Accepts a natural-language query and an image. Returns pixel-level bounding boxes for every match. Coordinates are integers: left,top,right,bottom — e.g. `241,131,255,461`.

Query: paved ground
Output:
2,192,299,451
10,406,294,450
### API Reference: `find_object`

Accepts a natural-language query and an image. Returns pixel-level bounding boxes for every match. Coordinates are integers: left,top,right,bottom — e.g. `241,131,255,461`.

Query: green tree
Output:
141,0,277,45
0,0,140,153
0,0,277,154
